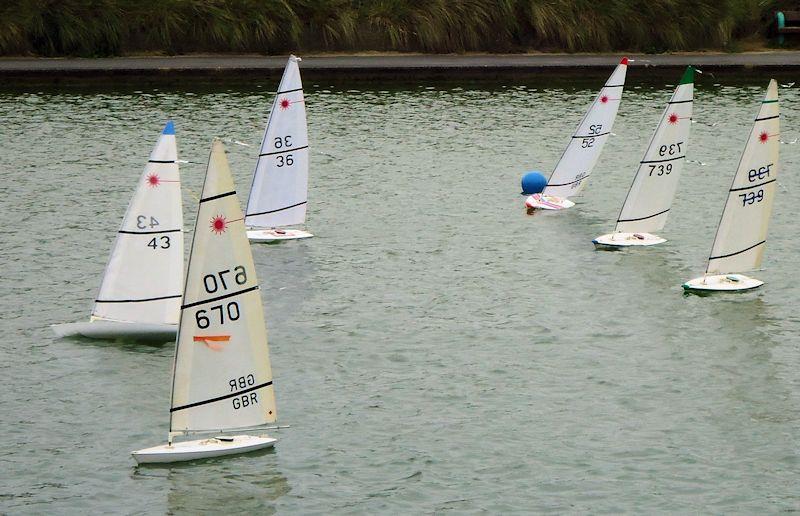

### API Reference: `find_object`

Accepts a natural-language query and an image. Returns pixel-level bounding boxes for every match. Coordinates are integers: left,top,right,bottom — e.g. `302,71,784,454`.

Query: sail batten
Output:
92,122,183,325
543,58,628,199
614,67,694,234
170,139,276,434
705,80,779,275
245,55,309,229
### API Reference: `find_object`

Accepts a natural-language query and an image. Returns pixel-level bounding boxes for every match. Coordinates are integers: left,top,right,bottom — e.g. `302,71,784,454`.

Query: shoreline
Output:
2,52,800,78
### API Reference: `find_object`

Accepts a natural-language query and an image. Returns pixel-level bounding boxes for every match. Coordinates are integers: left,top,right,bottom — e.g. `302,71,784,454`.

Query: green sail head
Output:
679,66,694,85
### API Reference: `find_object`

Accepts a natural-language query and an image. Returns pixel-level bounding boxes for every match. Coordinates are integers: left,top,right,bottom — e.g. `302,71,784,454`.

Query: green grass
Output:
0,0,779,56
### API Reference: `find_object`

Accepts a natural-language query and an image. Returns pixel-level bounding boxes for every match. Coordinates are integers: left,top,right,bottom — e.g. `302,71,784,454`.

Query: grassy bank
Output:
0,0,788,57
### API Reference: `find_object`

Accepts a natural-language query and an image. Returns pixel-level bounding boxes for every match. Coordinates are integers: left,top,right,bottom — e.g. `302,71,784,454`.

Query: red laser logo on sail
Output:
279,98,291,110
146,174,160,187
193,335,230,351
668,113,679,124
759,131,769,143
210,215,227,234
600,95,609,104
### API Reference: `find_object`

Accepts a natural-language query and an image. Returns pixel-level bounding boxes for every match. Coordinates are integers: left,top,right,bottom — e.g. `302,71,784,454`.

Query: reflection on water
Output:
1,71,799,513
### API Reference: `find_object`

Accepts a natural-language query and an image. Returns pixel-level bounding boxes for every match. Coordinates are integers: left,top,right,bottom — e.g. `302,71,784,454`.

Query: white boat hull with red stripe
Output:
525,194,575,211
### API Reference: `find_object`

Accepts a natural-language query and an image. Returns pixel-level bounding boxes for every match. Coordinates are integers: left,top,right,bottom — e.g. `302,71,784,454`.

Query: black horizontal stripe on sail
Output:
709,240,766,261
729,178,776,192
171,381,273,412
668,99,692,105
604,84,625,88
119,229,182,235
617,208,670,223
96,294,181,303
547,176,588,188
754,115,779,122
277,87,303,95
200,191,236,203
181,285,259,310
641,155,685,164
148,160,176,163
572,132,610,139
259,145,309,157
247,201,307,218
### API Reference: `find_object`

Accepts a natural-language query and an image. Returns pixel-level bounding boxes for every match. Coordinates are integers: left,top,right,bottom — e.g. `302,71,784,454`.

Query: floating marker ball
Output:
521,171,547,195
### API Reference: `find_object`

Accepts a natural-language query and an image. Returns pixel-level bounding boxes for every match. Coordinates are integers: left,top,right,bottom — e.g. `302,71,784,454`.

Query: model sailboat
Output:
594,67,694,248
133,139,277,464
683,80,780,292
526,57,628,210
246,55,312,242
52,122,183,341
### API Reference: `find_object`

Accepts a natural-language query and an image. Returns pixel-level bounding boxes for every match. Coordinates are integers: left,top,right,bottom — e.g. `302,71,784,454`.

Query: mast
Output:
169,139,276,440
705,80,779,275
614,67,694,234
92,121,183,325
245,55,310,229
543,57,628,199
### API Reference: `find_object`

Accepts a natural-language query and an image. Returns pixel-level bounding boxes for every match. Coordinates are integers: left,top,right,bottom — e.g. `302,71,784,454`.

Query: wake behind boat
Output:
52,121,183,341
594,66,694,249
246,55,313,243
683,80,780,292
526,57,628,211
133,139,278,464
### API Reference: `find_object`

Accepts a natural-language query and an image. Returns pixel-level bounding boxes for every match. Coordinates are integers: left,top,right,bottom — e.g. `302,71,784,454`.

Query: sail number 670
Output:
194,266,248,328
203,266,247,293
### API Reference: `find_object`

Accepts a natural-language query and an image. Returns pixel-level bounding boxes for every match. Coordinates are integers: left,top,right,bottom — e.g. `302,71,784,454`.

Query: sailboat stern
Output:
682,274,763,292
592,232,666,249
132,434,276,464
51,320,177,341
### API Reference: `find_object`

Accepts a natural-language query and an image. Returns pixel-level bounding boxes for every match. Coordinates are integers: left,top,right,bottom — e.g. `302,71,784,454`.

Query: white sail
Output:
543,58,628,199
170,139,276,434
92,121,183,325
245,55,309,229
706,80,779,275
615,67,694,233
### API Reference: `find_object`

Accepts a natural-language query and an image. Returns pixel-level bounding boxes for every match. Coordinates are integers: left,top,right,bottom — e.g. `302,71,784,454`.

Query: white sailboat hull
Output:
51,320,176,341
682,274,763,292
247,228,314,242
525,194,575,211
593,232,666,249
132,435,276,464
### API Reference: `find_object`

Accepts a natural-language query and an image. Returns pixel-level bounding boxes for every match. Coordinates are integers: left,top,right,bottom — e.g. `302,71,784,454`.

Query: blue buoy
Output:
521,171,547,195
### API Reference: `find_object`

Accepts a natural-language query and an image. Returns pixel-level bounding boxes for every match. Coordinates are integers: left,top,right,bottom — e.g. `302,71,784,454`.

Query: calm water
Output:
2,70,800,514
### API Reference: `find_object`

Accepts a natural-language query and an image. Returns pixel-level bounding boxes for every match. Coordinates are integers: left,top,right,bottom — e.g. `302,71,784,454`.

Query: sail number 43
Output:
195,266,248,328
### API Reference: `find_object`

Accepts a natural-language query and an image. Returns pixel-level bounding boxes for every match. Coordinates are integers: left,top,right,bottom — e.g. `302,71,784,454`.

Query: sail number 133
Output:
195,266,248,329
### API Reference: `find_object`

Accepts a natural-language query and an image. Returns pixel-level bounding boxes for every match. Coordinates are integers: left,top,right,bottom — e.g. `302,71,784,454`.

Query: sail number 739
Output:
739,189,764,207
195,266,248,328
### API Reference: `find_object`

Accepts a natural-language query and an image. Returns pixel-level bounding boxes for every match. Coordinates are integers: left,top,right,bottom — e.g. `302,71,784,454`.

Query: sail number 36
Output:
195,266,248,328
